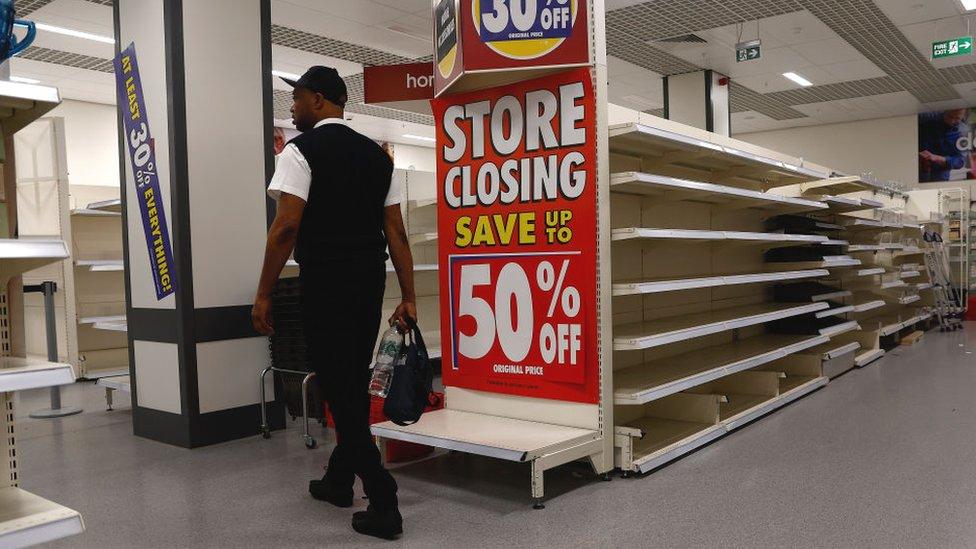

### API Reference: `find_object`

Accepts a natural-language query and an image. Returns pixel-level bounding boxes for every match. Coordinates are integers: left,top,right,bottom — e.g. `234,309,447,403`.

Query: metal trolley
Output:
259,366,319,449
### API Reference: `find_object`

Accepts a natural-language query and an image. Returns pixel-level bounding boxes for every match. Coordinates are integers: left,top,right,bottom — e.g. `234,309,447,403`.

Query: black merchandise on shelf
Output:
270,277,323,420
765,214,842,235
764,245,846,262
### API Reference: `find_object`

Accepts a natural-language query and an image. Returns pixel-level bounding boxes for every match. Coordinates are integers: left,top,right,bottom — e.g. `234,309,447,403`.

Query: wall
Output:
390,141,435,172
736,115,918,186
45,99,120,188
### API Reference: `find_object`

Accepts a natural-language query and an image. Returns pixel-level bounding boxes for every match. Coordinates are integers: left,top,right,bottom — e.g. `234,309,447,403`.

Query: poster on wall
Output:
918,108,976,183
434,67,598,404
114,43,177,300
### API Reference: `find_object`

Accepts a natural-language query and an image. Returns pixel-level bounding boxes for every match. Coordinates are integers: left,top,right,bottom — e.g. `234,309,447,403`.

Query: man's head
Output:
281,66,348,132
943,108,967,127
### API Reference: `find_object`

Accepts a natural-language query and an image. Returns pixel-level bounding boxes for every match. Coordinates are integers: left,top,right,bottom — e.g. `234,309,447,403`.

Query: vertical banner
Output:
435,68,598,403
114,43,177,300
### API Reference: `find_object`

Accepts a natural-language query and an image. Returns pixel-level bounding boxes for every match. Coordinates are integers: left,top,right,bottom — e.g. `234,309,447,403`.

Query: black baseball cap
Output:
280,66,348,107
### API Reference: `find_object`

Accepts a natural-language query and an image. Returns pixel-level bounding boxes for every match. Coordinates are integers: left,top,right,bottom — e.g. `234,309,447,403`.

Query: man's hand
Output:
390,300,417,332
252,294,274,336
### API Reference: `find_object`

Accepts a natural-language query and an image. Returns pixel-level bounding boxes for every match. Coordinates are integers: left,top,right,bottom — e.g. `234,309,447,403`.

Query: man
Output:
919,108,968,182
251,66,415,541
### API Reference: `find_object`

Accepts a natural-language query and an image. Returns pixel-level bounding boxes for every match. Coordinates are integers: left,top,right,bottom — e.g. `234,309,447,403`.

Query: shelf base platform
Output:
372,409,602,499
721,377,827,431
855,349,886,367
617,419,725,475
0,487,84,548
0,358,75,392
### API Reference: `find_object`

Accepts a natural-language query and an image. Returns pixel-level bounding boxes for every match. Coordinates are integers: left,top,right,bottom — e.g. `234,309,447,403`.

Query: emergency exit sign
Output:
933,36,973,59
736,40,761,63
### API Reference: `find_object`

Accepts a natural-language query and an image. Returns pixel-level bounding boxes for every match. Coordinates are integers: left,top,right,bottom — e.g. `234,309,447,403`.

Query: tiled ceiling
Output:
11,0,976,135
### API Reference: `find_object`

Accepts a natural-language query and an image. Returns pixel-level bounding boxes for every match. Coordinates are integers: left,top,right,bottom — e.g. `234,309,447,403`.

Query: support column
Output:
114,0,281,447
663,70,731,136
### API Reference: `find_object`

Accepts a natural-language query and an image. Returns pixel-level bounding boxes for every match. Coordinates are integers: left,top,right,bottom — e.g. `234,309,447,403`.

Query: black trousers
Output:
299,260,398,511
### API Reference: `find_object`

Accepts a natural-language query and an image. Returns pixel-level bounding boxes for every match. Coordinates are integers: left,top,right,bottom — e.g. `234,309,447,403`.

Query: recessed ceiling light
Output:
963,0,976,10
35,23,114,44
782,72,813,87
9,76,39,84
402,133,435,142
271,69,301,80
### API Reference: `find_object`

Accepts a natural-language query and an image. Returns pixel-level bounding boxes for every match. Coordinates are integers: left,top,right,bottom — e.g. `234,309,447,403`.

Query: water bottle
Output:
369,326,403,397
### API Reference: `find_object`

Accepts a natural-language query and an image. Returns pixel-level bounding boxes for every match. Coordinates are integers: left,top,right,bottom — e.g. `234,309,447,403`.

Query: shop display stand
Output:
770,177,935,370
0,239,85,547
68,199,127,378
939,189,970,310
606,119,834,475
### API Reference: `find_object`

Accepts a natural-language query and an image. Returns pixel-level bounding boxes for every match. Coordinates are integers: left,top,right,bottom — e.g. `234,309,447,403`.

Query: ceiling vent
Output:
655,34,707,45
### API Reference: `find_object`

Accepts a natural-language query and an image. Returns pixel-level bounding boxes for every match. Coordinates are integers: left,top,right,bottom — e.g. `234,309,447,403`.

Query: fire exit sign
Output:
736,40,761,63
933,36,973,59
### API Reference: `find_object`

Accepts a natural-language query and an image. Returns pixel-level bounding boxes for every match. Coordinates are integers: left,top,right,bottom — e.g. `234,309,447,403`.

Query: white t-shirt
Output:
266,118,403,206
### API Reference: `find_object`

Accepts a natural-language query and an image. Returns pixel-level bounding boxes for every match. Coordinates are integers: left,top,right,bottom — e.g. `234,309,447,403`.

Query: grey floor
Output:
13,325,976,548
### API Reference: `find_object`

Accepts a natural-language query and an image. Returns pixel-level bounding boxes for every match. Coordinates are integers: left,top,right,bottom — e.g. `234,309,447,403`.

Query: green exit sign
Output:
736,40,761,63
933,36,973,59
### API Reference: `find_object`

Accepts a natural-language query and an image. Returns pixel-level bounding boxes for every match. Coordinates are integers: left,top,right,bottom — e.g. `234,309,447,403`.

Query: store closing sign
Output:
435,68,598,403
114,43,177,300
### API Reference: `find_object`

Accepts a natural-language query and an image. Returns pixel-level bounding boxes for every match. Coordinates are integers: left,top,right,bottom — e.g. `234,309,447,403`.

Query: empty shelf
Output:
720,377,827,431
78,314,125,325
612,269,828,296
86,199,122,213
96,375,131,393
0,358,74,392
765,257,861,270
408,233,438,246
797,175,886,197
609,123,827,190
371,409,599,462
610,172,826,212
815,304,854,318
612,228,827,246
94,320,127,332
819,320,860,337
847,244,882,252
71,208,121,217
852,297,886,313
625,417,725,474
898,295,921,305
0,81,61,136
899,270,921,279
802,340,862,361
614,333,827,404
858,314,907,337
0,239,70,282
75,259,124,272
613,302,828,351
0,486,84,547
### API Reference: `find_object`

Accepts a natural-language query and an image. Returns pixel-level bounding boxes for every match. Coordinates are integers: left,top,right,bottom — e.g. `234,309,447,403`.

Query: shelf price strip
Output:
435,68,598,403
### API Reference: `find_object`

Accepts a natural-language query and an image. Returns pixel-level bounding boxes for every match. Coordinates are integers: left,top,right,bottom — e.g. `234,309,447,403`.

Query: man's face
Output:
291,87,319,132
944,108,967,127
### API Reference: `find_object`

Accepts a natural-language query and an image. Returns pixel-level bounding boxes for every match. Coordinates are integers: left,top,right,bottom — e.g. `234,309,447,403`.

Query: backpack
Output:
383,318,433,426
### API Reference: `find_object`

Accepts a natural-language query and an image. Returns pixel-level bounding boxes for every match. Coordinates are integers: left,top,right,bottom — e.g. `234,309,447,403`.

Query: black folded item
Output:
765,245,845,262
766,215,842,235
774,281,849,302
270,277,323,420
769,313,847,335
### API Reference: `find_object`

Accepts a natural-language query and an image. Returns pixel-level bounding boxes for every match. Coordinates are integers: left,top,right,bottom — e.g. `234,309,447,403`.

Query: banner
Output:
435,68,598,403
114,43,177,300
918,108,976,183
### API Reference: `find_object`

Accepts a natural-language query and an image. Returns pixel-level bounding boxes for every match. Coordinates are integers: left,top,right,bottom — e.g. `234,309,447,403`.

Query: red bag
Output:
325,392,444,463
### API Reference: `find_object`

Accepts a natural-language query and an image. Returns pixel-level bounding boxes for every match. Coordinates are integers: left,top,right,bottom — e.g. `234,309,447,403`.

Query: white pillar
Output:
115,0,278,447
663,70,730,137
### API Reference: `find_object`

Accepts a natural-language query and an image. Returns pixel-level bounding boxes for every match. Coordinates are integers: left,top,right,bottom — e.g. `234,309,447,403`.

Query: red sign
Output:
363,62,433,104
433,0,591,96
434,68,598,403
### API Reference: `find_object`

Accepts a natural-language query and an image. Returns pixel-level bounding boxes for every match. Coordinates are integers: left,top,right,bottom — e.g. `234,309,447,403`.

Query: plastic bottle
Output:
369,326,403,398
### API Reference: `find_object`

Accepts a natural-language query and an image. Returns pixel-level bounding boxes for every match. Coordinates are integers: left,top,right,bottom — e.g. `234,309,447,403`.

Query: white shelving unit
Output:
0,239,86,548
606,120,836,474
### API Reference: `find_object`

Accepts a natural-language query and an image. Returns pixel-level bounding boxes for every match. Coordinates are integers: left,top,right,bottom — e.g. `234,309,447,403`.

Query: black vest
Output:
289,123,393,265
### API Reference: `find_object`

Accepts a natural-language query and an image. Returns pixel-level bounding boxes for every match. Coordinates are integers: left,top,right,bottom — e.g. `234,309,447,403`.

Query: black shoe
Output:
308,478,353,508
352,507,403,540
